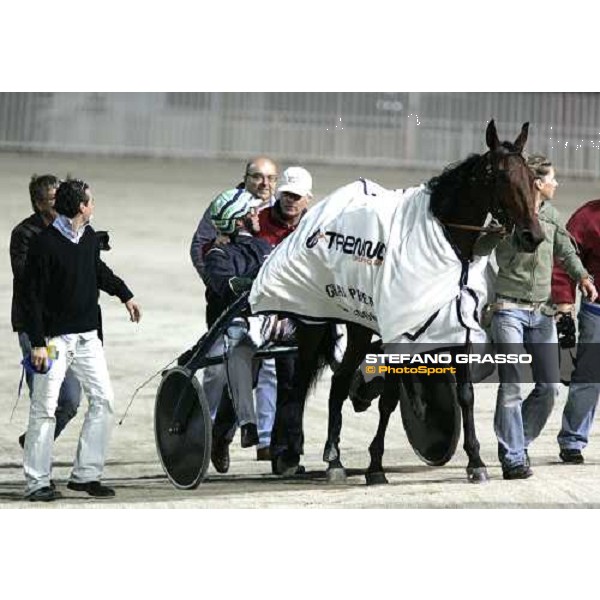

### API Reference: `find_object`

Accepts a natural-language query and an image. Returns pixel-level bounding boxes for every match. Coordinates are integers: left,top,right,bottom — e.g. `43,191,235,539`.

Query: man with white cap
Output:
258,166,312,246
256,166,319,474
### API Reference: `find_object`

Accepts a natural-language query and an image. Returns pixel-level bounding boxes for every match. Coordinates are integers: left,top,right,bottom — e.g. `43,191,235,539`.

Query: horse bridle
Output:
444,149,528,235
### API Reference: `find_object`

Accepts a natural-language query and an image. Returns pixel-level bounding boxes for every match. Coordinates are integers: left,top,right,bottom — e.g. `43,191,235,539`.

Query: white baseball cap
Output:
277,166,313,198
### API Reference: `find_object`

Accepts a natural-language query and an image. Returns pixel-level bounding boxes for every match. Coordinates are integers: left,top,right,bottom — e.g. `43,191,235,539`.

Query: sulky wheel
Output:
154,366,212,489
399,371,461,467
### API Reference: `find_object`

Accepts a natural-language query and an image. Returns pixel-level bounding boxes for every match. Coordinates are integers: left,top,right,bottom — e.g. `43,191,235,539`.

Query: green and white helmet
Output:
210,188,255,234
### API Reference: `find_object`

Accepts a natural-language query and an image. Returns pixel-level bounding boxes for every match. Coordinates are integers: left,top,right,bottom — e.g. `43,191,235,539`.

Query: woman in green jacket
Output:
478,155,597,480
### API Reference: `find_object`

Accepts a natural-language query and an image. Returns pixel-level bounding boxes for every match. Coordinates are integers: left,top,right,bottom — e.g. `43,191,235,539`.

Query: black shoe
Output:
211,438,231,473
18,433,26,449
524,450,530,468
502,464,533,480
240,423,259,448
27,486,62,502
67,481,115,498
559,448,584,464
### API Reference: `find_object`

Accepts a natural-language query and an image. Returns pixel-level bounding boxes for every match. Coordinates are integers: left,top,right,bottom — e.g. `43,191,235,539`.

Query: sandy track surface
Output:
1,153,599,508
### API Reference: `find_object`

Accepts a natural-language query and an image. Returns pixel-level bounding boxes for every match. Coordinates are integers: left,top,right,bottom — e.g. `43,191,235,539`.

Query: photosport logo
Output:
363,350,533,379
365,364,458,377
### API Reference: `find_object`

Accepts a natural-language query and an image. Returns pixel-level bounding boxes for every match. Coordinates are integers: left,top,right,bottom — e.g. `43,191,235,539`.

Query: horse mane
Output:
427,141,519,221
426,153,489,221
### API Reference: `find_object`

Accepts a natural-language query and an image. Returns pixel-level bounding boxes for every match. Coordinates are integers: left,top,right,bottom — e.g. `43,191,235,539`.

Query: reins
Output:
443,222,506,234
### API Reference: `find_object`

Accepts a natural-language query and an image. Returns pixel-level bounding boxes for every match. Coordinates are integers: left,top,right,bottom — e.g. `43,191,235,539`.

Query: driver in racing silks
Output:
204,189,295,462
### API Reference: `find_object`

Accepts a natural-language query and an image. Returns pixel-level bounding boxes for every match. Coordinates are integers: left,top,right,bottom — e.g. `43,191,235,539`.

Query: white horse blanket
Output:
249,179,493,346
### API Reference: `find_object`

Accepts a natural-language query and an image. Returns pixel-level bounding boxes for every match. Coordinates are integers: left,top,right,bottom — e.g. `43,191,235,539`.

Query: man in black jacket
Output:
11,175,82,446
23,178,142,502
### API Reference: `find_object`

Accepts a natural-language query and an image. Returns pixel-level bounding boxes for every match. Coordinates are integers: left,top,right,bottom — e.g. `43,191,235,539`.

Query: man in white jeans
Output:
23,178,141,502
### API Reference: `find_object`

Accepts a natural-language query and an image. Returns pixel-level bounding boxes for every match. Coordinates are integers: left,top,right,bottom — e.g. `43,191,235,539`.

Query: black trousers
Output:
212,387,237,444
270,354,304,459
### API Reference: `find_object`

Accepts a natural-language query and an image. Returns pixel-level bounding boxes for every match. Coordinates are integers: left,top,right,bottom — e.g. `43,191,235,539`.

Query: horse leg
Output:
455,363,489,483
349,338,385,412
323,324,373,484
323,377,348,483
365,375,399,485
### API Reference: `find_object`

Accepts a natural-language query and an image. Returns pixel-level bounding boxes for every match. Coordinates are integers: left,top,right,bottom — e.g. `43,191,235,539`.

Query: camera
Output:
556,312,576,349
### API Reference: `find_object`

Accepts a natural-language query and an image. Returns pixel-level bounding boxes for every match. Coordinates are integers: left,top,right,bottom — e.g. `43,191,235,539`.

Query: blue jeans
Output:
558,306,600,451
255,358,276,448
19,332,81,439
492,310,560,470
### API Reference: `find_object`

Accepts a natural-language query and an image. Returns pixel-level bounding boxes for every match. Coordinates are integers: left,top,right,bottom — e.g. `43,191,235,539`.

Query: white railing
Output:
1,92,599,178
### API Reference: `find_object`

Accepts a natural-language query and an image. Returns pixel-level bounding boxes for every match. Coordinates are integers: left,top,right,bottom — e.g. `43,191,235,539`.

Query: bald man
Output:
189,157,279,467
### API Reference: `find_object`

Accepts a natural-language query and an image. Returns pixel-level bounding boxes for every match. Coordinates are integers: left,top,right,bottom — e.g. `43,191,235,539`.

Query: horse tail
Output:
299,321,341,396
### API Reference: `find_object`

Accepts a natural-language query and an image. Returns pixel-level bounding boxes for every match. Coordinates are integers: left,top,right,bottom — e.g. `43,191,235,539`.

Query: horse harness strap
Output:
443,222,506,234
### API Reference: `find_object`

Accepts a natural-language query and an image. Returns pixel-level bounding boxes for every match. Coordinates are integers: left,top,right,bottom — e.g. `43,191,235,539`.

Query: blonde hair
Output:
526,154,553,180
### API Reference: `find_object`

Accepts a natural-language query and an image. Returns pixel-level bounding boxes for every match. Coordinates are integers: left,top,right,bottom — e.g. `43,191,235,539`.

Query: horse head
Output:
485,120,544,252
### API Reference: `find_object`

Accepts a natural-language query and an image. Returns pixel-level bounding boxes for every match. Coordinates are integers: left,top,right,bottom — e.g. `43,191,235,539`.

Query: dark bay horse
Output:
276,120,544,483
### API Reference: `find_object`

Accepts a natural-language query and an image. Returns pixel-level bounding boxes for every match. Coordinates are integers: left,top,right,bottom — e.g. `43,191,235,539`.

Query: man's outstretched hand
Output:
125,298,142,323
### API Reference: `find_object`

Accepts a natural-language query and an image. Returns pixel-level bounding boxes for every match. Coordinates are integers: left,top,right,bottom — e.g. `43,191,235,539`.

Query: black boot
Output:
211,437,231,473
240,423,259,448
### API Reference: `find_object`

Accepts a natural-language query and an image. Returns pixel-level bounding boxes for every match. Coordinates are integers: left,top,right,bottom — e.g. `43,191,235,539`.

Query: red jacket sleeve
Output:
551,207,587,304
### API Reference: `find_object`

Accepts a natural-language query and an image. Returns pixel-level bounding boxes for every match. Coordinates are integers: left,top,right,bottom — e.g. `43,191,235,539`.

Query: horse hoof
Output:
467,467,489,483
323,445,340,463
365,471,388,486
275,455,302,477
351,398,372,413
326,467,347,484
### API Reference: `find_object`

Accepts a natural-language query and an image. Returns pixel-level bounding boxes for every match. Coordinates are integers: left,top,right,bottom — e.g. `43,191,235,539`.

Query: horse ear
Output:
486,119,500,151
513,122,530,152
